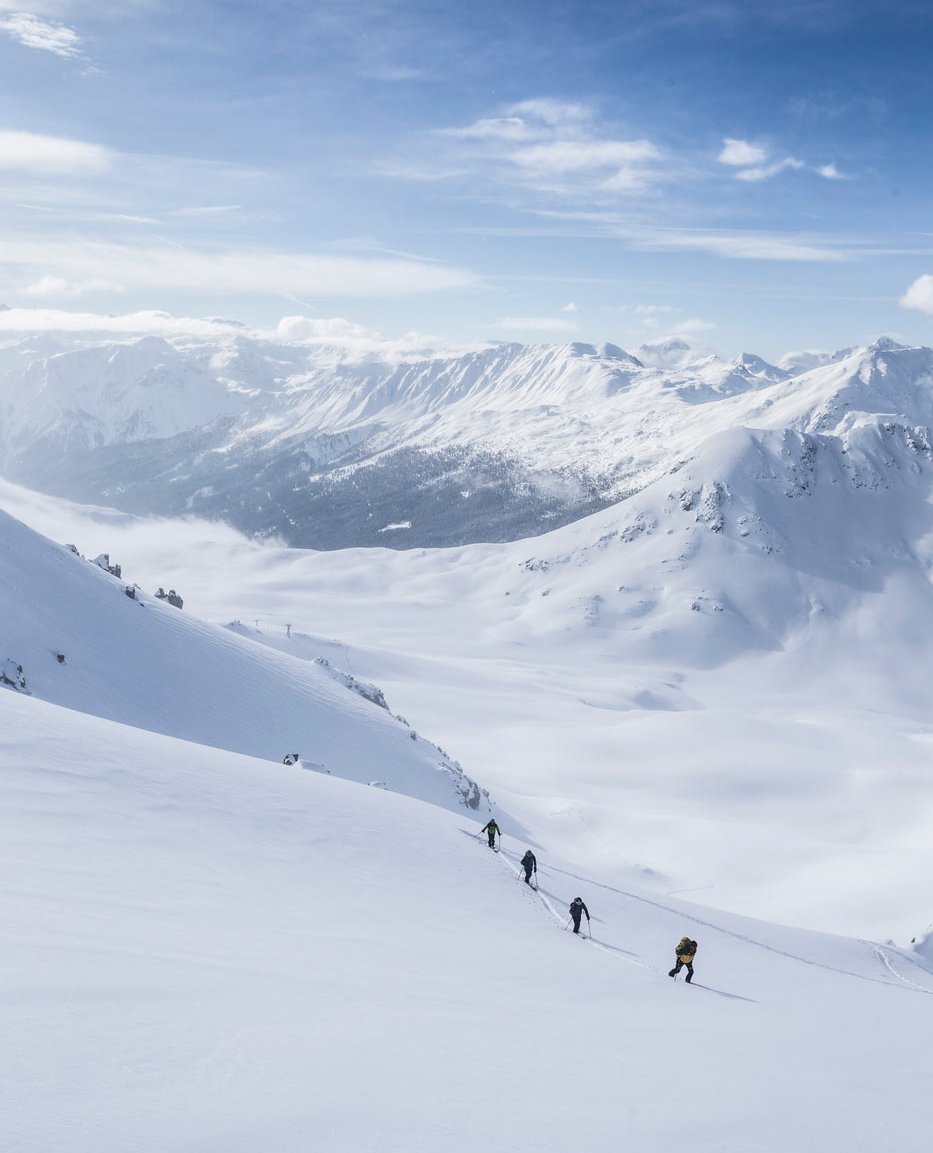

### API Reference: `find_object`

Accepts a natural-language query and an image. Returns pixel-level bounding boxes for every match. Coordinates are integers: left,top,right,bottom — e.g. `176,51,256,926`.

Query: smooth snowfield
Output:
2,689,930,1153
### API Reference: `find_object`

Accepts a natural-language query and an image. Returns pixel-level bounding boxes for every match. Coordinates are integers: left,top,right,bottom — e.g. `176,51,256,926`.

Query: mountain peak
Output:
868,335,910,355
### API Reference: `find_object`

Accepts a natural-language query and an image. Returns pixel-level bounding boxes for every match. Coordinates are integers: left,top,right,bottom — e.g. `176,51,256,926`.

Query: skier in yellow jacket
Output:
669,936,698,982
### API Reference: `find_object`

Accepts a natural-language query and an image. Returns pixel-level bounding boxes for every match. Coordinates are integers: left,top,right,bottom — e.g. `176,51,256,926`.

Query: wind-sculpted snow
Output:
0,506,490,817
4,323,933,548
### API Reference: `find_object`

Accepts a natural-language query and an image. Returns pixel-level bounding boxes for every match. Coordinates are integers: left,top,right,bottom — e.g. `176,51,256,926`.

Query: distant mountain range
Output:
1,325,931,549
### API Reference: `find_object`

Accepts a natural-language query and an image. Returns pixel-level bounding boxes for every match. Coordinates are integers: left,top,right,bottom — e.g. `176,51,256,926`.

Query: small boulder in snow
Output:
1,659,28,692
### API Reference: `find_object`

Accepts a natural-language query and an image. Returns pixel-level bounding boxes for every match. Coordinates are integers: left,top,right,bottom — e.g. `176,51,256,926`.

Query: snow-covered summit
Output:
0,334,245,463
3,319,933,549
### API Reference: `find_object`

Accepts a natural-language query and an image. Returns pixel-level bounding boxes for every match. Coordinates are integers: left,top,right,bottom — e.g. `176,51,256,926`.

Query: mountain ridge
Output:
2,324,931,549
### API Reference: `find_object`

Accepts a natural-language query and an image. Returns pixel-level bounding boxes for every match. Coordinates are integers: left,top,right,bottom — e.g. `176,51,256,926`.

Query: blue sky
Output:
1,0,933,358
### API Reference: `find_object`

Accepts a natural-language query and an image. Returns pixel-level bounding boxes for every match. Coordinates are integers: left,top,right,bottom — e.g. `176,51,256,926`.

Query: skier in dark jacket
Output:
569,896,590,934
481,819,500,849
669,936,698,982
520,850,537,886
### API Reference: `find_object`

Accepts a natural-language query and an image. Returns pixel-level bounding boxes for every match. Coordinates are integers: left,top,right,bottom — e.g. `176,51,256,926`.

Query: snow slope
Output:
2,687,930,1152
0,506,484,815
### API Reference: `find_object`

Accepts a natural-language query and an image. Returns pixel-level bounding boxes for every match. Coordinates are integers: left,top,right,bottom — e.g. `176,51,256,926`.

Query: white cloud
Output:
0,308,252,339
514,139,660,174
630,227,844,262
173,205,243,218
431,99,664,202
444,117,531,143
445,101,592,145
0,11,82,57
495,316,579,333
507,98,591,126
635,306,702,334
0,236,481,298
0,307,478,362
735,157,805,182
635,304,681,315
719,138,769,167
275,316,371,342
0,129,109,174
721,138,840,183
23,273,121,297
671,317,716,334
273,315,462,359
560,302,578,313
900,275,933,316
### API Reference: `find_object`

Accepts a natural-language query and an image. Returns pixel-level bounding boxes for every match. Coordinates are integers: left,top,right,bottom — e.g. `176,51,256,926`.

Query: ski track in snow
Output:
517,856,933,993
495,844,735,986
872,944,933,994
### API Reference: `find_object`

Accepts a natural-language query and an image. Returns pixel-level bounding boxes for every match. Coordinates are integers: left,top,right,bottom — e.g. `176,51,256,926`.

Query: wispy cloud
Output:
900,274,933,316
507,98,592,126
0,235,481,299
718,136,845,183
0,10,83,58
173,205,243,218
23,273,121,297
0,306,474,361
513,139,660,176
495,315,579,333
630,226,845,262
444,117,533,143
670,316,716,334
0,307,258,339
430,99,665,201
787,91,888,124
273,315,455,358
0,129,109,174
735,157,805,182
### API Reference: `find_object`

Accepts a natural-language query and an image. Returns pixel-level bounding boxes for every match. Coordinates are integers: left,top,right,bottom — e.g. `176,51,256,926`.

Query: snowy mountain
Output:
6,320,930,549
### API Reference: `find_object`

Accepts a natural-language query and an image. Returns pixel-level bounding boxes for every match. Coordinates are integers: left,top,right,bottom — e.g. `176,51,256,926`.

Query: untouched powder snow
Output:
2,690,932,1152
0,505,485,816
